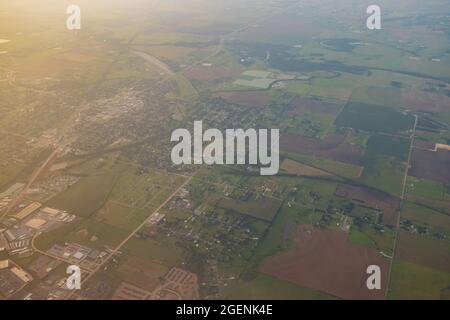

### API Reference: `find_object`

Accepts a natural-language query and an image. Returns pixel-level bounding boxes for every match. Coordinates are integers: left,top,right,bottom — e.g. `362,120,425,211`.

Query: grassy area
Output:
406,177,446,201
65,218,129,249
349,86,401,110
33,223,78,251
95,202,154,231
344,130,370,147
364,134,410,161
335,101,415,134
221,273,335,300
389,259,450,300
172,73,198,101
360,155,405,196
122,237,184,267
217,197,282,222
402,202,450,236
46,167,123,218
348,226,375,247
283,152,362,179
348,224,395,255
397,231,450,272
133,32,215,46
247,203,323,276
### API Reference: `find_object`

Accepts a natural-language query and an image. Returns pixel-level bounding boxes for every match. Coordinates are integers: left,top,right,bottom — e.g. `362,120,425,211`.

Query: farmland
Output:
260,224,390,300
0,0,449,301
335,102,415,134
410,149,450,184
280,133,364,165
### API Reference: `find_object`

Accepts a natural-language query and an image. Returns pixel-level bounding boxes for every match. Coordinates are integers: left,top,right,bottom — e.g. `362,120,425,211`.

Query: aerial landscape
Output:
0,0,449,301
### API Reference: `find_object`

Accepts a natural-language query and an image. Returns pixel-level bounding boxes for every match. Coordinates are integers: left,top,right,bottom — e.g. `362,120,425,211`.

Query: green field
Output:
389,260,450,300
360,154,405,196
348,224,395,255
364,134,410,161
217,197,282,222
397,231,450,272
406,177,447,202
222,273,334,300
283,152,362,179
335,101,415,134
45,168,123,218
402,202,450,236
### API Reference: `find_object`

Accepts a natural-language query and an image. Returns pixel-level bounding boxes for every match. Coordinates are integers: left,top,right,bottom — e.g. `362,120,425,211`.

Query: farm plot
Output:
115,257,168,292
185,66,241,82
217,197,282,222
214,91,272,108
45,168,123,218
335,184,400,227
401,202,450,236
335,101,415,134
280,133,364,165
260,224,389,300
359,134,410,196
364,134,410,161
410,149,450,184
401,90,450,113
397,231,450,272
108,168,184,209
280,159,333,177
283,152,363,179
287,97,342,116
389,259,450,300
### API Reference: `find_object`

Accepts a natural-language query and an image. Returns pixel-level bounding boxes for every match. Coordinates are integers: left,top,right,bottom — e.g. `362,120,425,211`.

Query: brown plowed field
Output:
260,225,389,300
401,90,450,112
413,139,435,151
410,148,450,184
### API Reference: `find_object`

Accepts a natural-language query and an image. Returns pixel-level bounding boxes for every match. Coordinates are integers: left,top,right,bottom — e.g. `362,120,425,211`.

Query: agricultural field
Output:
0,0,449,301
260,224,390,300
389,259,450,300
280,159,333,178
280,133,364,166
335,101,415,134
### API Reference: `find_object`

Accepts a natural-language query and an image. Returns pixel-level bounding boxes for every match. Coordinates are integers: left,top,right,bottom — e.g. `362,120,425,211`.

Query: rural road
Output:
65,172,196,299
384,114,418,298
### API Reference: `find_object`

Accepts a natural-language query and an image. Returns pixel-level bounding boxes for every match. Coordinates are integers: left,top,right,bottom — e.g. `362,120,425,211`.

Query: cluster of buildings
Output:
0,201,76,256
0,259,33,298
110,267,199,300
47,242,109,271
0,182,82,299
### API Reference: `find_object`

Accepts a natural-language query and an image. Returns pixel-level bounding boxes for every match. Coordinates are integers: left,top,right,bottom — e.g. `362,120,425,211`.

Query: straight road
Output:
384,114,418,298
65,173,196,299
